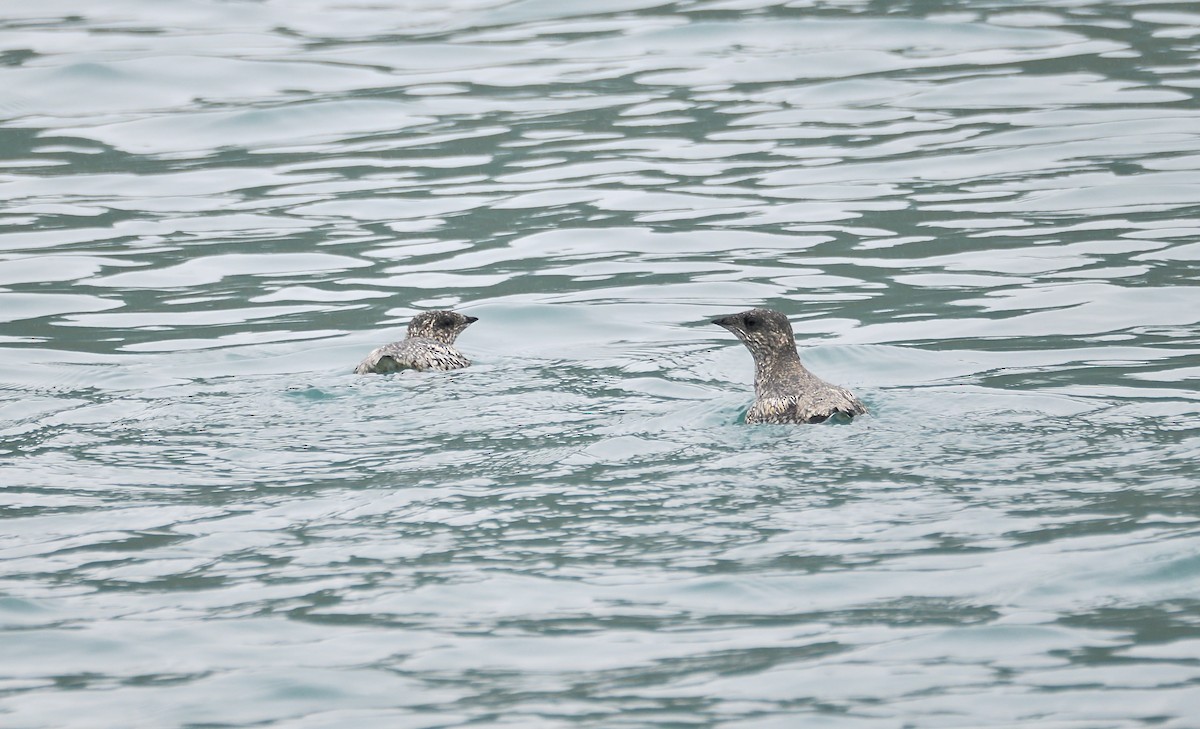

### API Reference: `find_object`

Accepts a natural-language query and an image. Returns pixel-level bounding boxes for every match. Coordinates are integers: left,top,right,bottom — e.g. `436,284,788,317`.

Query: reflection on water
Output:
2,1,1199,727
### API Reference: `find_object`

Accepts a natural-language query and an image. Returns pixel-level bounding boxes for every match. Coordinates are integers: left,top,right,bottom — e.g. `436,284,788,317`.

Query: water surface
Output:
2,1,1199,727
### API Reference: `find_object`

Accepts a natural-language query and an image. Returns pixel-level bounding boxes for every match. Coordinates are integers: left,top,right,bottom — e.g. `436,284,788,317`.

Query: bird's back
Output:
354,337,470,374
749,369,867,424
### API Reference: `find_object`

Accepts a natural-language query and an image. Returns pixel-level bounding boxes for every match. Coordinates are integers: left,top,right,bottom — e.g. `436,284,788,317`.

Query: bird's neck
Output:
753,346,807,390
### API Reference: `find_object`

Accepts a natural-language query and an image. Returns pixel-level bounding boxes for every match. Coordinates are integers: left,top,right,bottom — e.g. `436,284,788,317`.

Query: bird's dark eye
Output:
437,316,454,328
744,316,759,329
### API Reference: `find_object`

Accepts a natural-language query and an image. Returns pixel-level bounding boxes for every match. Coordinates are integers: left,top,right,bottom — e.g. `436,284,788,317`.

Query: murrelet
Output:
713,308,867,424
355,310,477,375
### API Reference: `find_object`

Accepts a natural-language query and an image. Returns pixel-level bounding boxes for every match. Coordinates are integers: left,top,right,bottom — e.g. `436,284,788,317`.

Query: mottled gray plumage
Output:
713,308,867,424
355,310,477,375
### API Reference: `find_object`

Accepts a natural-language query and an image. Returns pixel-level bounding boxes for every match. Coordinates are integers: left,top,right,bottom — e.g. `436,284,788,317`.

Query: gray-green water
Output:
2,1,1200,727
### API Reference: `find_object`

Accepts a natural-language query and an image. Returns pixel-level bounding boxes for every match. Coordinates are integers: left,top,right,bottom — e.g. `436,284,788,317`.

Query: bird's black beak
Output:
464,316,479,324
712,316,733,327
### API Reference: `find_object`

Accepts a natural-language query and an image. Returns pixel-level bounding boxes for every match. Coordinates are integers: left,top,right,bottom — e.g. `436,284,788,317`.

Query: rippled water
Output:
2,1,1200,727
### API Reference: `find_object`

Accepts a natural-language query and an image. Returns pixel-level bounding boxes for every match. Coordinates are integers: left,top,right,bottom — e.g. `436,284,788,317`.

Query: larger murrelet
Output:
713,308,867,424
355,310,477,375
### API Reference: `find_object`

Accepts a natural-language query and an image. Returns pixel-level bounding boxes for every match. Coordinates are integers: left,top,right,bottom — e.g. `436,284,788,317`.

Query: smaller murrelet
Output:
713,307,867,424
355,310,477,375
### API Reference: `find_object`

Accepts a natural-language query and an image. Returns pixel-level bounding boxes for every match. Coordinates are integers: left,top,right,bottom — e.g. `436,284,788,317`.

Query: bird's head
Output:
712,308,797,360
407,310,478,344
